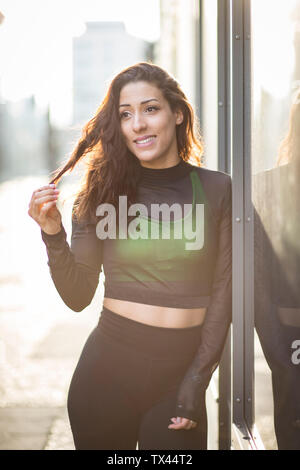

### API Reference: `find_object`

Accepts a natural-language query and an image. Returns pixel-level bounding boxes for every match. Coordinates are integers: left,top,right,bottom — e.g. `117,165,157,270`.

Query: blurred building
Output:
72,21,153,126
0,10,53,181
0,97,51,182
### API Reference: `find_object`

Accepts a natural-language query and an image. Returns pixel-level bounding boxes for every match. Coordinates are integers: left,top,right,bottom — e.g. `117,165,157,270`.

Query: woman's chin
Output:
135,154,162,166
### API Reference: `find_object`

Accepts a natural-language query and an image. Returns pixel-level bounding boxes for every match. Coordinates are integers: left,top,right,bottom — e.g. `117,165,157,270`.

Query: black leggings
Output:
67,307,207,450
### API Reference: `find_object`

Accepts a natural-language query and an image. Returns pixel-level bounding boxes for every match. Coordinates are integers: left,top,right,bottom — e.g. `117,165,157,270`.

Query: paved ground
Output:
0,175,104,450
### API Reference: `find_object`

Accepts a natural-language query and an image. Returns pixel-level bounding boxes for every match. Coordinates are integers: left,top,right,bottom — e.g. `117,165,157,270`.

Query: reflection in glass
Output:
252,0,300,449
253,86,300,449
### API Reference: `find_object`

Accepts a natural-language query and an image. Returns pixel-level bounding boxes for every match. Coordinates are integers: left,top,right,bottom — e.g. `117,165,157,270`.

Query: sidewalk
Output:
0,175,104,450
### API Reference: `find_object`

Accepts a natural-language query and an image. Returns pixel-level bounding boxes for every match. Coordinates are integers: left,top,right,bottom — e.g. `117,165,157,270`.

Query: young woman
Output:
28,62,232,450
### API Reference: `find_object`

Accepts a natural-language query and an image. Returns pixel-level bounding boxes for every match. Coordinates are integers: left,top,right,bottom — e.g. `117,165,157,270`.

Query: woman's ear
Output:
175,109,184,125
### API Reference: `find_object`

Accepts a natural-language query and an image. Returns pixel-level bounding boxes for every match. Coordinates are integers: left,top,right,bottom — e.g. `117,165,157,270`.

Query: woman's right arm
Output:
28,184,102,312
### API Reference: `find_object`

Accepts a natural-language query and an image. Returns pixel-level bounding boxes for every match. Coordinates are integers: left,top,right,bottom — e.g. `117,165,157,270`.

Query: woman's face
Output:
119,81,183,169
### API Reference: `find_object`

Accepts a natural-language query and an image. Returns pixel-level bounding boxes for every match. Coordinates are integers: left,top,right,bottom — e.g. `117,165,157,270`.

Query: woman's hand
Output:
168,416,198,430
28,183,62,235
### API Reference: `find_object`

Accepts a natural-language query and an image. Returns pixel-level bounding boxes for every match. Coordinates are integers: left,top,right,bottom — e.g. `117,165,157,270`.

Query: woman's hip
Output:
96,305,203,362
67,306,203,408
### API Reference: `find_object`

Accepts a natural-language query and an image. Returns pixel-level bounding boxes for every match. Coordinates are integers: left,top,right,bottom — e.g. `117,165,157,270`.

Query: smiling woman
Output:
28,62,232,450
119,81,183,169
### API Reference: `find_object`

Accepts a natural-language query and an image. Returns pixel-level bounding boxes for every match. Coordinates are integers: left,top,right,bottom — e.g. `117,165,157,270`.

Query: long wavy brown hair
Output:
276,87,300,167
49,61,204,223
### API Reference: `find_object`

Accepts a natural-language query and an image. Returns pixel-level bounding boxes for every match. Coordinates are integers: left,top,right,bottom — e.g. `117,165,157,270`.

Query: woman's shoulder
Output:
185,163,231,220
187,162,231,194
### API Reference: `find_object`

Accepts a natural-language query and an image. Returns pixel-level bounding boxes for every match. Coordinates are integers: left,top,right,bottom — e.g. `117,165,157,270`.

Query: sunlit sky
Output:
0,0,160,124
251,0,298,103
0,0,299,125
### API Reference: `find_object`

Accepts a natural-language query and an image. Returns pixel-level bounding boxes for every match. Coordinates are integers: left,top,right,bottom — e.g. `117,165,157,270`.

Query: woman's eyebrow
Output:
119,98,159,108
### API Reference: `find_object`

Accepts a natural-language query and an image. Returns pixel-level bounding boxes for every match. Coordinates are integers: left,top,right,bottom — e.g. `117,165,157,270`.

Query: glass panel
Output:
252,0,300,450
155,0,201,110
200,0,218,170
200,0,219,448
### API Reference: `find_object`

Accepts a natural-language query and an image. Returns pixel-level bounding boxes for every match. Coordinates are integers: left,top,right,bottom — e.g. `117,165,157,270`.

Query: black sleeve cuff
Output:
175,375,208,422
41,223,66,247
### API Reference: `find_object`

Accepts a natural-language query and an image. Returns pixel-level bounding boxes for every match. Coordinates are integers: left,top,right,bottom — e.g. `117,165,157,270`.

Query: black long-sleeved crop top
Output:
40,159,232,422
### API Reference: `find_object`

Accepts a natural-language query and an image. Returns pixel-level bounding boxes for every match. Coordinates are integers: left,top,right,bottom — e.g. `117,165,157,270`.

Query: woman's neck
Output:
139,159,192,186
140,156,181,170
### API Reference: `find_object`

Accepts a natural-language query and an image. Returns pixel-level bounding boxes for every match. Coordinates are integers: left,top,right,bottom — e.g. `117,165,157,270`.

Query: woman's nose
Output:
132,113,146,132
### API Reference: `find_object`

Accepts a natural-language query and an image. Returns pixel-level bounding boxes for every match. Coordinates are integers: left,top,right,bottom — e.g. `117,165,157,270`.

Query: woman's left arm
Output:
175,174,232,423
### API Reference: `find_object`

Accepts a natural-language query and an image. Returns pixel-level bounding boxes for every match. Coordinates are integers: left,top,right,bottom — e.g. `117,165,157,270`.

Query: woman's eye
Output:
120,112,130,119
146,106,159,112
120,106,159,119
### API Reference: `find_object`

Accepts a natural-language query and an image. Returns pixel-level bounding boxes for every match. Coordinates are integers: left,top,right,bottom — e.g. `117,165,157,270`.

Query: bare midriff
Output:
103,297,207,328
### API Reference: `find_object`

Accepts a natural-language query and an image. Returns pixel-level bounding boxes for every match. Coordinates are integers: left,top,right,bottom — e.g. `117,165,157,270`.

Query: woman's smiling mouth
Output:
134,135,156,147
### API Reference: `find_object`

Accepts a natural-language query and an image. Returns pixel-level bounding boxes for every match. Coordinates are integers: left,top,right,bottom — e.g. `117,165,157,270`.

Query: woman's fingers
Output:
40,200,58,213
28,184,62,234
168,417,198,430
28,185,59,218
36,184,56,192
30,185,57,201
30,185,56,202
34,193,58,208
34,188,59,202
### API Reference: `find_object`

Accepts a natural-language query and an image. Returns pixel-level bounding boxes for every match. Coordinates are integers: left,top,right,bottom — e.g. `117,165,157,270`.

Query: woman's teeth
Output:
136,136,155,144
